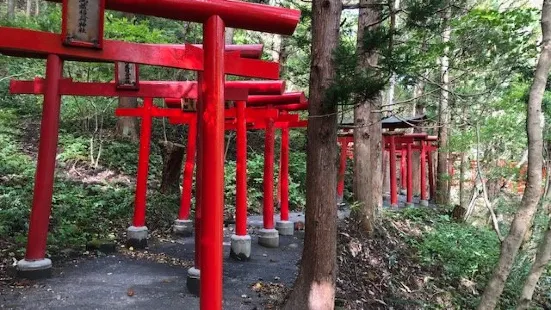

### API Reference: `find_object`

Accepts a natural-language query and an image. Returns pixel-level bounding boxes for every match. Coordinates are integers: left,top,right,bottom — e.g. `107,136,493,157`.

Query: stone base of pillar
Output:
126,226,148,249
173,219,193,237
390,204,398,208
186,267,200,296
275,220,294,236
258,228,279,248
230,234,251,261
406,202,415,208
420,200,429,207
16,258,52,279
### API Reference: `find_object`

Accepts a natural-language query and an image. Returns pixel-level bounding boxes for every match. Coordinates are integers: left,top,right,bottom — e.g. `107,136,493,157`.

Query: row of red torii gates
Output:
336,116,439,208
0,1,440,309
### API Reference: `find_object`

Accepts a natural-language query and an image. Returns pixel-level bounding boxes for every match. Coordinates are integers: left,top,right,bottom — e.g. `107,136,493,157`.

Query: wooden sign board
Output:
182,98,197,112
115,62,139,90
62,0,105,49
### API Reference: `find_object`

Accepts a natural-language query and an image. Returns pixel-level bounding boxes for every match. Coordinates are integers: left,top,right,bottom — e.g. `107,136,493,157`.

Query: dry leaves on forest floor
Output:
336,217,452,310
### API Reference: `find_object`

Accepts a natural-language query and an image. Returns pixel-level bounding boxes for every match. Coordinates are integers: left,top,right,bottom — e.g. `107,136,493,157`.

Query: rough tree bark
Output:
159,141,186,195
477,1,550,308
115,97,139,141
353,0,383,234
436,6,451,205
282,0,342,308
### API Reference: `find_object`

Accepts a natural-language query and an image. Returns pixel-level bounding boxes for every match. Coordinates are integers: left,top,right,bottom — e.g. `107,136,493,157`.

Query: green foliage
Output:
400,207,534,309
224,152,307,213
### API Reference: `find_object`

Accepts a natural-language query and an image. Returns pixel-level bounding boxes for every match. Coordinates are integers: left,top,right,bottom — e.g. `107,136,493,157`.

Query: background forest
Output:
1,0,551,309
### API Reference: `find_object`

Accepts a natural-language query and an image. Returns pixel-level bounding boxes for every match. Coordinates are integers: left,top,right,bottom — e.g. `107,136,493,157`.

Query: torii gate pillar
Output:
16,54,63,279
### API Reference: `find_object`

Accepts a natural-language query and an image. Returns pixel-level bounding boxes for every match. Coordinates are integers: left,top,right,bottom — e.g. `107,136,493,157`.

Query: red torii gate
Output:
0,0,300,309
336,130,438,208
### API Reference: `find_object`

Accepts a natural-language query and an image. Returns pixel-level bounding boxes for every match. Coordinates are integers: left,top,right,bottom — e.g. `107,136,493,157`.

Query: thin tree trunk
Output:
225,28,234,45
282,0,342,308
517,221,551,309
353,0,383,234
34,0,39,16
7,0,15,19
411,78,426,196
477,1,550,308
436,7,451,205
26,0,32,17
115,97,139,141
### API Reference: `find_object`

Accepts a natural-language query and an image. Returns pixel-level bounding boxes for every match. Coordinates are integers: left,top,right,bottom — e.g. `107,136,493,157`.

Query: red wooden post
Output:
259,114,279,247
126,97,153,249
428,147,435,201
275,119,293,236
406,142,414,207
420,140,428,206
337,137,347,204
230,100,252,260
400,149,407,194
17,54,63,279
187,74,203,296
389,135,398,208
174,117,197,236
199,15,225,310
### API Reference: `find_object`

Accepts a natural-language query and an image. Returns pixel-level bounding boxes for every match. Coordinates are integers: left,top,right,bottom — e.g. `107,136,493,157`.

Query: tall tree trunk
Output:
477,1,549,308
436,7,451,205
411,79,426,196
25,0,32,17
115,97,139,141
282,0,342,308
159,141,186,195
34,0,40,16
353,0,383,233
7,0,15,19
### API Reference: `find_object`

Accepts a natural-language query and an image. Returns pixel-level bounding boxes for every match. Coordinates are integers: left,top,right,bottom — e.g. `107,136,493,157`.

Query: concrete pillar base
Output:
186,267,200,296
173,219,193,237
275,220,294,236
258,228,279,248
16,258,52,279
230,234,251,261
390,204,398,208
406,203,415,208
126,226,148,249
420,200,429,207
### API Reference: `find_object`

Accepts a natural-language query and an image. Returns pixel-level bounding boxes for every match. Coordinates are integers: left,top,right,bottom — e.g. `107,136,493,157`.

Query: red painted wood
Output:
389,135,398,207
12,79,249,100
406,142,413,205
420,141,427,202
337,137,347,202
25,55,63,260
47,0,300,34
194,73,204,270
179,118,198,220
247,92,307,106
133,98,153,227
235,101,248,236
263,116,275,229
0,27,279,79
200,16,225,310
280,118,290,221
